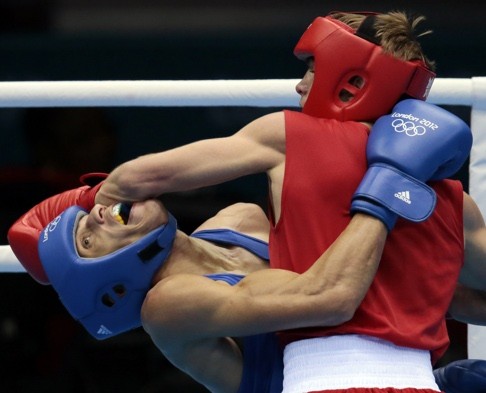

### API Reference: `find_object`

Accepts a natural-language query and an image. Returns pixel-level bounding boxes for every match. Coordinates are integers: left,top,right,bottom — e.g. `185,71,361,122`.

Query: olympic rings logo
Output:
42,215,62,243
391,119,426,137
48,215,62,232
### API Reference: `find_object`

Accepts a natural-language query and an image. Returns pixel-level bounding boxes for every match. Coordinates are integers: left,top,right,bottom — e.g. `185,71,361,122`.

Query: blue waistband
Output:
190,229,269,261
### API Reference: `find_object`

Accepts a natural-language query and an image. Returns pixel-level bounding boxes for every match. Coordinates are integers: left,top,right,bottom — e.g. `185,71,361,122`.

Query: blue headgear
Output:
38,205,177,340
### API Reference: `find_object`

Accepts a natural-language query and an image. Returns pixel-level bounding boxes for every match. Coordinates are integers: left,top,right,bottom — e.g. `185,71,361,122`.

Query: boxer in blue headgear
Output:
10,188,284,392
38,203,178,340
10,179,486,393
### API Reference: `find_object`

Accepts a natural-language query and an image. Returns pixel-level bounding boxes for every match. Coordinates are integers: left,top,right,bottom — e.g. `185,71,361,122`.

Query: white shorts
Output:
282,335,440,393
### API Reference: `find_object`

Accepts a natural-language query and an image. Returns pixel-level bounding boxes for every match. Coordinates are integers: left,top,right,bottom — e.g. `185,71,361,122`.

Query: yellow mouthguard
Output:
113,214,125,225
112,204,126,225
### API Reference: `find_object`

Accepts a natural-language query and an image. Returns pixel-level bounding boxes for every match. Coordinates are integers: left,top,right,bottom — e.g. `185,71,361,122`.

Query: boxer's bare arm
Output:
459,193,486,291
142,214,387,393
448,192,486,323
96,112,286,206
448,283,486,325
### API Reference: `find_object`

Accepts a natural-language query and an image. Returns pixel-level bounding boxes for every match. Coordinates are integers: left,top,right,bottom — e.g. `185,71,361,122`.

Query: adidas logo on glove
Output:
394,191,411,204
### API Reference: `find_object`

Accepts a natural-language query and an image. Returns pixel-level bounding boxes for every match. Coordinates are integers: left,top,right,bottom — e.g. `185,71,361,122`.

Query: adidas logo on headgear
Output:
394,191,411,204
97,325,113,336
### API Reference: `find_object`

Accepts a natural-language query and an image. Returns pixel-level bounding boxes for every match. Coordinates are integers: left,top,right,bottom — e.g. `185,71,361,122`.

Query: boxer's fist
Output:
367,99,472,181
7,173,106,284
351,99,472,230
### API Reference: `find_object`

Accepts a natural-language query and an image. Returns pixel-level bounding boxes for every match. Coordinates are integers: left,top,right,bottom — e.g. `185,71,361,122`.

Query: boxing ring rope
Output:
1,76,486,357
0,78,474,108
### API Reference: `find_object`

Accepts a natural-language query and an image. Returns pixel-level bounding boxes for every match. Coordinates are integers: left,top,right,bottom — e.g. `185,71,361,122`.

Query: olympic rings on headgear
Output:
391,118,427,136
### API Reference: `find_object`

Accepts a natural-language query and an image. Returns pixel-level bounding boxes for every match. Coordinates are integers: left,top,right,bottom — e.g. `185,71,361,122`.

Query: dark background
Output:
0,1,483,391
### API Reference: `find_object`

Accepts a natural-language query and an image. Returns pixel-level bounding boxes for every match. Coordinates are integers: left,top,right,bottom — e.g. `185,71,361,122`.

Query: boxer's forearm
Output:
448,283,486,325
233,213,387,331
142,214,387,339
97,113,285,204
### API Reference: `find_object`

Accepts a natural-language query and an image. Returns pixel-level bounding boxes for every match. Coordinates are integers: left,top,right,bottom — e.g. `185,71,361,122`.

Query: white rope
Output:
0,77,480,272
0,79,300,108
0,77,474,108
0,246,25,272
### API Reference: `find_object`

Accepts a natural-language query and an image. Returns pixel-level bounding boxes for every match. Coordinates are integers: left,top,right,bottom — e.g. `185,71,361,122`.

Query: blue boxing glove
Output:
434,359,486,393
351,99,472,230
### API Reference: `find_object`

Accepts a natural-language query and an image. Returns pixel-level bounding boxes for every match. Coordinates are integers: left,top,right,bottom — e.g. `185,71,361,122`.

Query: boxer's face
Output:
295,58,315,108
75,199,169,257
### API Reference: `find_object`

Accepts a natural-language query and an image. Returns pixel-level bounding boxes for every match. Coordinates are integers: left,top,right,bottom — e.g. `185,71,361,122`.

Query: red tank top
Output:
269,110,464,364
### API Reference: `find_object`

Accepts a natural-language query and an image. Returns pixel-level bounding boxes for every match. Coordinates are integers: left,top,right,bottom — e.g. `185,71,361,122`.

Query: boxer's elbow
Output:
141,277,182,342
319,285,363,325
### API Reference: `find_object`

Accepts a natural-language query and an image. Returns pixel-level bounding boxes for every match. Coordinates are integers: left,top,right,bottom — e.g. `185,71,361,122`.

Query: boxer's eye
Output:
82,237,91,248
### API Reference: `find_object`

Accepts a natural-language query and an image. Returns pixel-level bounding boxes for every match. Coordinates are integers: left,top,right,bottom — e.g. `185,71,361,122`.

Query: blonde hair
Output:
331,11,435,71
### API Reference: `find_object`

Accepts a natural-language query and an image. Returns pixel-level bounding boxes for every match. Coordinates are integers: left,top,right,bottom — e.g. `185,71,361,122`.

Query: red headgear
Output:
294,13,435,121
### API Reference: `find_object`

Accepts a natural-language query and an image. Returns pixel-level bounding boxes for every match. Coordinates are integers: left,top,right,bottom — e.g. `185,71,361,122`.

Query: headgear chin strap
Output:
294,13,435,121
38,205,177,340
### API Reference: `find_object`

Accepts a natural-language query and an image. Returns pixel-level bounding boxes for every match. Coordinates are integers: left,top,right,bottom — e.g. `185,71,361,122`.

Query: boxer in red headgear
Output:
95,10,486,393
294,12,435,121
